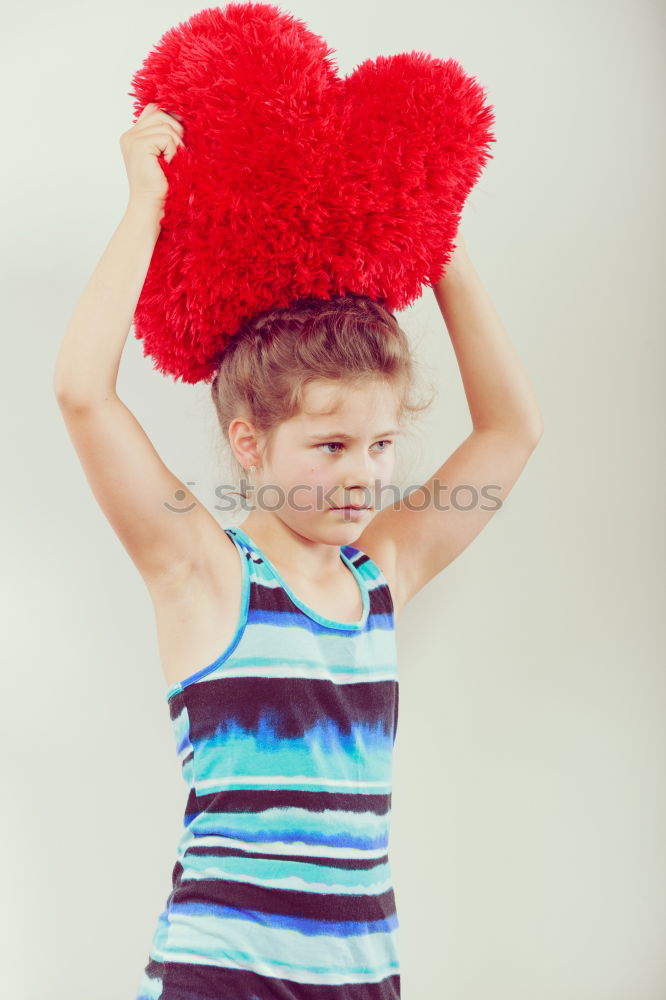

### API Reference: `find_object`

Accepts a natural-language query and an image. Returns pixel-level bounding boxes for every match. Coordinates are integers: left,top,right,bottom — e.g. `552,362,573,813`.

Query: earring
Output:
249,464,257,474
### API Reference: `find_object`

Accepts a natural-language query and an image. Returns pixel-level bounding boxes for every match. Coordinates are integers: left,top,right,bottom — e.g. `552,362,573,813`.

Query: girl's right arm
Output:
53,106,214,589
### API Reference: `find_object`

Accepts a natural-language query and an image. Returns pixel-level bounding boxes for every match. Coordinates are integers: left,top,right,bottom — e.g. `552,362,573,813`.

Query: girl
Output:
54,105,543,999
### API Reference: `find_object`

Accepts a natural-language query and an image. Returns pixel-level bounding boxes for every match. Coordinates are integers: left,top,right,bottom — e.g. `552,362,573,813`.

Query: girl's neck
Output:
236,514,351,583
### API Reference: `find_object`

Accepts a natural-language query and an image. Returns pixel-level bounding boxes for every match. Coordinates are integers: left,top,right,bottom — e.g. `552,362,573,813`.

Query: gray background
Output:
2,0,664,997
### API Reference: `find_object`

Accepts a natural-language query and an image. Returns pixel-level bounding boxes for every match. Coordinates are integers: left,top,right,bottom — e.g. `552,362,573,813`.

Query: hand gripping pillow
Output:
128,2,496,383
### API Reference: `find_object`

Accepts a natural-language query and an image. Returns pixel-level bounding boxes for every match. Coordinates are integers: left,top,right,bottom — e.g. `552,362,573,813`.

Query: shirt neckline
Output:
227,524,370,631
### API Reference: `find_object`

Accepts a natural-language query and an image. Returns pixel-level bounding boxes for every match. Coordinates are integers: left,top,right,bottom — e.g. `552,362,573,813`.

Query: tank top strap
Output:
224,525,272,585
341,543,395,619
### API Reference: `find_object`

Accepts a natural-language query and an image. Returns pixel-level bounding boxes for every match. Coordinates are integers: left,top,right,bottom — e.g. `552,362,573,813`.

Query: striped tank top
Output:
136,523,401,1000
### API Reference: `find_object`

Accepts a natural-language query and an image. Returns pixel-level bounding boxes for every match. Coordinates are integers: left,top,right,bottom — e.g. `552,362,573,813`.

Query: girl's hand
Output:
120,103,185,207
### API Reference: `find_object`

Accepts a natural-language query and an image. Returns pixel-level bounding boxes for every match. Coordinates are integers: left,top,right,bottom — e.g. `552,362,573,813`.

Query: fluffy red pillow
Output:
128,2,496,383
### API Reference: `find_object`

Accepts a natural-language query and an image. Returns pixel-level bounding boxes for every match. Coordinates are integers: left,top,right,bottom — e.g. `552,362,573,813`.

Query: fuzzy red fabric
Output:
128,3,496,384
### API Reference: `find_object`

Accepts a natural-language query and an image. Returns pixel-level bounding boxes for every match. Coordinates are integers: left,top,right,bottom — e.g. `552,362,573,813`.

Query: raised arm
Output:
358,232,544,614
53,107,213,588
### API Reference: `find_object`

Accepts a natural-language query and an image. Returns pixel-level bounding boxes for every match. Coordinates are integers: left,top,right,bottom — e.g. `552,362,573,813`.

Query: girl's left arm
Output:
359,233,544,615
432,232,544,439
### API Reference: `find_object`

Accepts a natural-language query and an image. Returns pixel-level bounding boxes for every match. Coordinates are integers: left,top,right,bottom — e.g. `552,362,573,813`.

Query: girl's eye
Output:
317,440,393,455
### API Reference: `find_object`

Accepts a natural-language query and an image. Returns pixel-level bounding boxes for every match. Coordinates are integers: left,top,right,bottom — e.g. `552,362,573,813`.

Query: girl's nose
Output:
341,469,377,503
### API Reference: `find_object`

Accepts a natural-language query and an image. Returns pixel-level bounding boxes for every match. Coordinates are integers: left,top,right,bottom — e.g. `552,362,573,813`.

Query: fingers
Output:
163,133,181,163
137,103,185,135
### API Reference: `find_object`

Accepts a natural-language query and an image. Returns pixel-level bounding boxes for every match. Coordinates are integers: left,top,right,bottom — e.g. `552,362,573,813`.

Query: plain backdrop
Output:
2,1,664,997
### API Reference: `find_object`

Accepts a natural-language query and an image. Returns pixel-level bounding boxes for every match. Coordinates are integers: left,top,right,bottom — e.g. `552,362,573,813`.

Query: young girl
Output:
54,105,543,999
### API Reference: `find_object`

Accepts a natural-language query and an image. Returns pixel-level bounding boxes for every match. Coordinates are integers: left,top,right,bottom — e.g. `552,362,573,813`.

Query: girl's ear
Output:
228,417,262,470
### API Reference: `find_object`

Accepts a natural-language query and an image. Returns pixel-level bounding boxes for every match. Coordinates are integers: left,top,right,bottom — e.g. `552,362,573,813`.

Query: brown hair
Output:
210,293,435,498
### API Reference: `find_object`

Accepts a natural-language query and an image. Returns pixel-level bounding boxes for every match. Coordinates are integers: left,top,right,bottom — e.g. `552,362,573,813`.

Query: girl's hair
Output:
210,293,435,499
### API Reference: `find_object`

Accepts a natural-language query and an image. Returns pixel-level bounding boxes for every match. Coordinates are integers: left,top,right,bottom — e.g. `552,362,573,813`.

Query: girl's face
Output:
256,378,401,543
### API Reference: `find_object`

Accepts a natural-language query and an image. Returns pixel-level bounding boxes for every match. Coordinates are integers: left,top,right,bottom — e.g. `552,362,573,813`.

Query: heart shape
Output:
129,2,496,383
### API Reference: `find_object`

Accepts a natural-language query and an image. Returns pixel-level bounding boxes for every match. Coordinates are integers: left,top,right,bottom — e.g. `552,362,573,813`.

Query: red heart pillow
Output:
129,2,496,384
